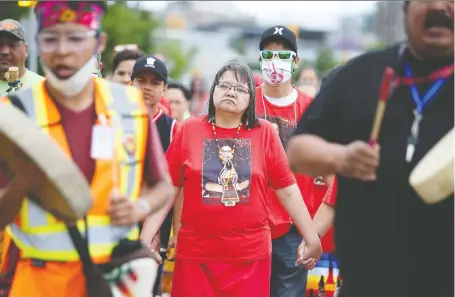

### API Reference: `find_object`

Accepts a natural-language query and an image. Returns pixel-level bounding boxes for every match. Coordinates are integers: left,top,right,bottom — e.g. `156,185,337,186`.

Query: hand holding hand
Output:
142,232,162,264
296,240,322,270
336,141,380,181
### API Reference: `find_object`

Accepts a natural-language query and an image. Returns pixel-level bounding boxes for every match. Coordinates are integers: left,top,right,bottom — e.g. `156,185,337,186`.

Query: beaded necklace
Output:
210,119,242,156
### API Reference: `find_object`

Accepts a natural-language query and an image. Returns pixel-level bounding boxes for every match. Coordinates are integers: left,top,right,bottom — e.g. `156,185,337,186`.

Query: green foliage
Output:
229,37,246,56
155,39,198,80
101,1,160,72
0,3,30,21
365,41,386,52
247,61,260,72
315,48,338,77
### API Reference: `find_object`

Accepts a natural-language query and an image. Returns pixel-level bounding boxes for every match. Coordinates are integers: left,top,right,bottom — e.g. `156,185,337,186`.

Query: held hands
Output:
142,232,162,264
336,141,380,181
107,189,148,226
296,240,323,270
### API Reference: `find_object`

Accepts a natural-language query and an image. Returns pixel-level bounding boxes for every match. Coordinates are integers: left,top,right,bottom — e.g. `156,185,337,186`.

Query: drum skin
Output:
0,103,92,223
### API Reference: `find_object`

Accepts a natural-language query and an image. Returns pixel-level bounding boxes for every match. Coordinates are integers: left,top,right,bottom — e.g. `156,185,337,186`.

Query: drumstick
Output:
369,67,395,146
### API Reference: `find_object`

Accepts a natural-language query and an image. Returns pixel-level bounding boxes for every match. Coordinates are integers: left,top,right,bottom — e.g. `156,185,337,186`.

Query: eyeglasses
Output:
216,81,249,95
37,31,97,53
260,50,296,61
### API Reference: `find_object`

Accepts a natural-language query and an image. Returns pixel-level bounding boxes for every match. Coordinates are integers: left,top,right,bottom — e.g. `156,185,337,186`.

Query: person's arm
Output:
137,120,173,240
140,124,185,244
0,154,44,229
288,136,346,177
265,123,322,261
313,203,335,238
275,184,320,248
0,179,27,229
287,65,344,177
313,175,337,237
172,189,183,237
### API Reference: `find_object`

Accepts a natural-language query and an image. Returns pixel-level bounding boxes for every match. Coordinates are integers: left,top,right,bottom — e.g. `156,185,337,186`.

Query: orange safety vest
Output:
2,78,149,263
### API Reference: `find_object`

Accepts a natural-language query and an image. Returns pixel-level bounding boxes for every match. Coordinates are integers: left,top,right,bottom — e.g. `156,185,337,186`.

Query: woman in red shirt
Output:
165,61,322,297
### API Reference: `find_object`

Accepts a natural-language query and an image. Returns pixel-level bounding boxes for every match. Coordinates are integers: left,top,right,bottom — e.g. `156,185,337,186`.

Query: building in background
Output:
326,13,378,63
373,1,406,45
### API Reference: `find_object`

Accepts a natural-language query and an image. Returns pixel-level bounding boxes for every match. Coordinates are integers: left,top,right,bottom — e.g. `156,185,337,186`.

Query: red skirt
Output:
171,256,271,297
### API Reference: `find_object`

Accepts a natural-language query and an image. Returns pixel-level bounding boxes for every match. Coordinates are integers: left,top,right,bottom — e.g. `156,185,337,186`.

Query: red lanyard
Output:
395,64,454,86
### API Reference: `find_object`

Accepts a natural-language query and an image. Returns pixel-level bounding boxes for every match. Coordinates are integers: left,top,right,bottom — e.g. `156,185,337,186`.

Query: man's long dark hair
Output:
207,61,259,129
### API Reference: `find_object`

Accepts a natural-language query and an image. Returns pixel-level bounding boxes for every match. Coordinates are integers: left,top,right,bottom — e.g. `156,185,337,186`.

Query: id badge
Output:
90,124,115,160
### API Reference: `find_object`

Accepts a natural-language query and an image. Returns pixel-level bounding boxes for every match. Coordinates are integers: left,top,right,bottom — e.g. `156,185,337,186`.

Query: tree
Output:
154,39,197,80
315,48,338,77
0,2,30,21
229,36,246,56
101,1,160,73
247,61,260,72
365,41,386,52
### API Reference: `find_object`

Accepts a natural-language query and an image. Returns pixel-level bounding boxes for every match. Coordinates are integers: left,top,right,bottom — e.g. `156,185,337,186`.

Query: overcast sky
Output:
140,1,377,30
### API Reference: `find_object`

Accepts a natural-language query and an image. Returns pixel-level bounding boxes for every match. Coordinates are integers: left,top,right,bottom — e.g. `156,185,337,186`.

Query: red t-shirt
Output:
323,176,338,206
255,86,315,239
166,116,296,261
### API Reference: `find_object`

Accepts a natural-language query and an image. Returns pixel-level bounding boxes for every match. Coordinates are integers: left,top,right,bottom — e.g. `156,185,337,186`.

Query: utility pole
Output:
27,7,38,72
18,1,38,72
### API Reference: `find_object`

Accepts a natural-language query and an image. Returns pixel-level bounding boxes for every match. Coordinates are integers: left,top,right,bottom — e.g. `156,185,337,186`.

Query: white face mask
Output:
260,59,293,85
41,56,97,97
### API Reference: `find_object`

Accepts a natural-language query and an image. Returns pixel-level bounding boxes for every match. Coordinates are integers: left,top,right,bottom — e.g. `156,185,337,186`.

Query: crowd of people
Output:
0,1,453,297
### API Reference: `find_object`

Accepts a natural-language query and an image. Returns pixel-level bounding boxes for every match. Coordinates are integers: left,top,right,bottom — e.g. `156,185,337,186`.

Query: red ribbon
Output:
394,64,454,86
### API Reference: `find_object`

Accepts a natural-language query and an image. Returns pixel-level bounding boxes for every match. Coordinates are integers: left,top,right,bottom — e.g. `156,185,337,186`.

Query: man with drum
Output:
0,1,173,296
287,1,453,297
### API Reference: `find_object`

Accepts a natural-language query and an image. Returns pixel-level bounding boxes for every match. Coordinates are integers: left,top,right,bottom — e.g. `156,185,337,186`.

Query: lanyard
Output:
404,63,450,162
404,63,448,114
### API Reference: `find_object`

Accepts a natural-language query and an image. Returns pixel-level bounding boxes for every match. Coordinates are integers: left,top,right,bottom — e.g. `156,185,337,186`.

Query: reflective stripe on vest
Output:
7,79,148,262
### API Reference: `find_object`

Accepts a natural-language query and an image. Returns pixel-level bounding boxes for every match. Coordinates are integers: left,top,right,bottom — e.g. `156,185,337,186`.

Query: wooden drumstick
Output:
369,67,395,146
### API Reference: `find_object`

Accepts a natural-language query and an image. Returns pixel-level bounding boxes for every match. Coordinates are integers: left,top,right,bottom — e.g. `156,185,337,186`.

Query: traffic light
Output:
17,1,37,7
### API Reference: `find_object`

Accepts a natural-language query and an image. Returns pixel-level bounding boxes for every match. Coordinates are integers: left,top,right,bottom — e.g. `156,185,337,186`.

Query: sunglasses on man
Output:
260,50,296,61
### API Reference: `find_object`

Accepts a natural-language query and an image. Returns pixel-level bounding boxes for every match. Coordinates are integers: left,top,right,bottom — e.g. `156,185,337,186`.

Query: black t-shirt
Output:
295,44,454,297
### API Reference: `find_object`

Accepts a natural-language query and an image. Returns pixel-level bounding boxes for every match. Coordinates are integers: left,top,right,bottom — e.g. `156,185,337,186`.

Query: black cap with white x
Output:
131,55,168,84
259,25,298,54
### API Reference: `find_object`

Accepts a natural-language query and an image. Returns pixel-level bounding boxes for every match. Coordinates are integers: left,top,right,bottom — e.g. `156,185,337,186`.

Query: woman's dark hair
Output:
207,61,259,129
168,82,192,102
112,50,145,72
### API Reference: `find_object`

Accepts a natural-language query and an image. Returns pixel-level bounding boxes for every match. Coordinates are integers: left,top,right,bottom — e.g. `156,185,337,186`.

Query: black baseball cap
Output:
131,55,168,84
259,25,298,54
